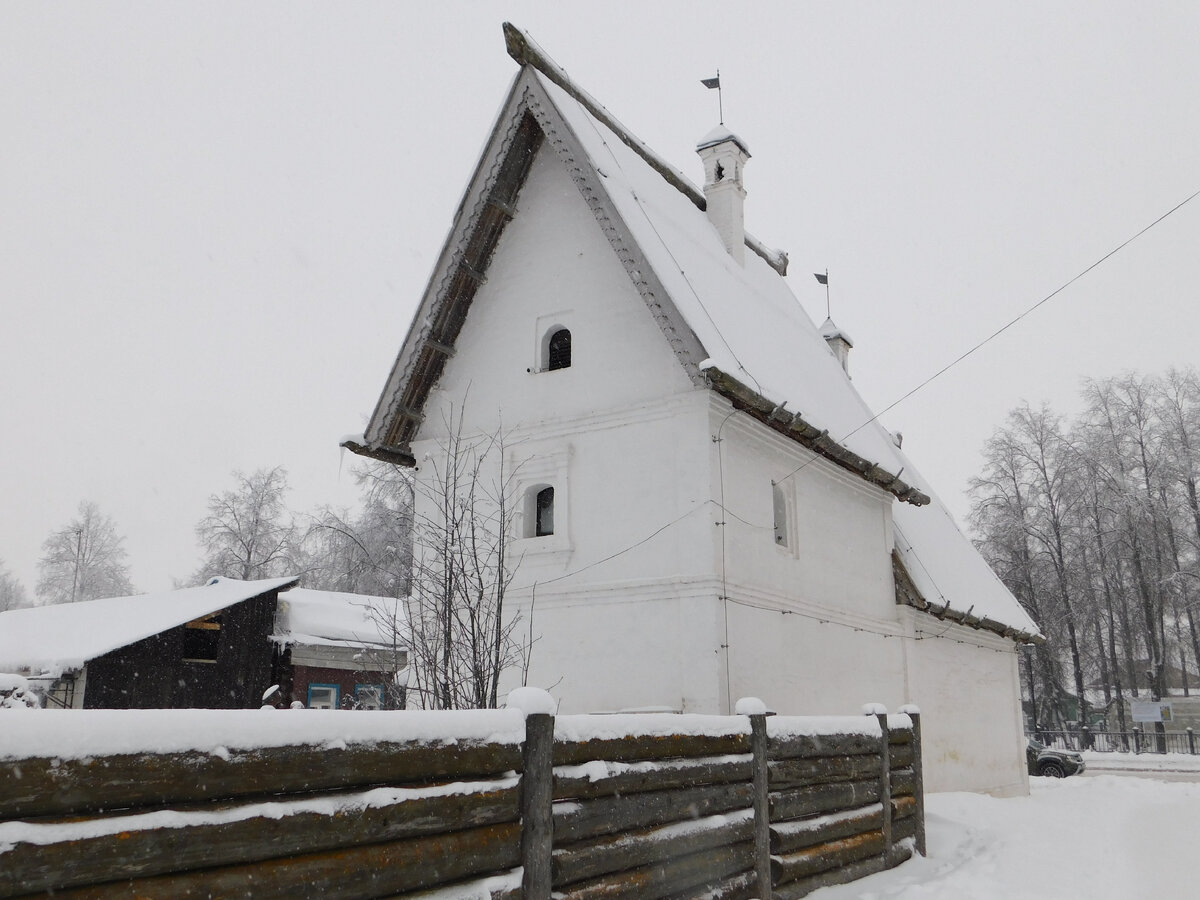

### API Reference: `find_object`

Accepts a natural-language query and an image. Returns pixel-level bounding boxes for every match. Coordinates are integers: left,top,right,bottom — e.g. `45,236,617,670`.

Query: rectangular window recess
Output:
186,618,222,631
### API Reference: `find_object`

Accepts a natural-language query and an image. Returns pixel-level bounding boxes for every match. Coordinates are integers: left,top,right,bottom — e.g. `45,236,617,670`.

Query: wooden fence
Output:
0,702,924,899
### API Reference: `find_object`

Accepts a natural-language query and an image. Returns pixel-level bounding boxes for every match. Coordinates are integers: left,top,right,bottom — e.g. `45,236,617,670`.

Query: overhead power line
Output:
850,186,1200,444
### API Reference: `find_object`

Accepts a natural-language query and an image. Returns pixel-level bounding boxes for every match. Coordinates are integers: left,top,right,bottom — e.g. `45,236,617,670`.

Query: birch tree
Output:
36,501,134,604
193,467,296,582
0,560,29,612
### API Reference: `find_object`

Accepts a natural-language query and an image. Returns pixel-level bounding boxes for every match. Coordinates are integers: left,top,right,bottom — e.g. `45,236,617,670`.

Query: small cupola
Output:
819,317,854,376
696,126,750,265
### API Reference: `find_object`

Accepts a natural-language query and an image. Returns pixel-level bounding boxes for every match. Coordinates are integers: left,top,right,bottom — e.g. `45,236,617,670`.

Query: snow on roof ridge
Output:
503,22,787,275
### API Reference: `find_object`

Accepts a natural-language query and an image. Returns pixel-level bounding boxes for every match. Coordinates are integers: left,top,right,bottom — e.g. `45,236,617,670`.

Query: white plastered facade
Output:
399,120,1029,795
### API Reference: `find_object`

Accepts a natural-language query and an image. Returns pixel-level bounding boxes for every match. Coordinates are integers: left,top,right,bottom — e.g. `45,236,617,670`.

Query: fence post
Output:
520,711,554,900
1189,727,1196,755
1134,726,1141,754
864,704,892,858
748,710,773,899
902,707,926,857
878,713,893,852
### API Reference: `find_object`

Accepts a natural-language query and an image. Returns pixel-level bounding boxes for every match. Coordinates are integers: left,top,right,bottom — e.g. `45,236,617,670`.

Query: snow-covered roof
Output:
272,588,407,650
349,27,1040,641
696,124,750,155
819,317,854,347
0,576,298,677
527,71,1038,639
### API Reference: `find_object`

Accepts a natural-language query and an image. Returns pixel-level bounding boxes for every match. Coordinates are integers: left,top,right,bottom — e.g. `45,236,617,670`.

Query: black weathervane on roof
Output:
701,70,723,124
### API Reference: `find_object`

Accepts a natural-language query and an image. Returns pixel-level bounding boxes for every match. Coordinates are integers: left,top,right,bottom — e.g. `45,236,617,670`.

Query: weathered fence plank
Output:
39,822,521,900
3,741,522,820
772,842,913,900
659,869,757,900
554,733,750,767
554,755,751,800
769,779,881,822
551,811,753,886
555,841,755,900
769,802,884,855
890,768,916,797
767,732,879,761
768,753,882,789
553,782,754,844
770,829,887,886
0,786,518,899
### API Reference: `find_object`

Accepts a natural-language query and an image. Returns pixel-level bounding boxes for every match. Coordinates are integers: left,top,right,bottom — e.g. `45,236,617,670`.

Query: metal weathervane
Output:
701,70,723,124
814,271,830,318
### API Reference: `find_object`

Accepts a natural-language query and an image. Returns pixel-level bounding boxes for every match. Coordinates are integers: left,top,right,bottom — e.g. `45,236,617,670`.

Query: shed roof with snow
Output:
0,576,298,677
272,587,407,651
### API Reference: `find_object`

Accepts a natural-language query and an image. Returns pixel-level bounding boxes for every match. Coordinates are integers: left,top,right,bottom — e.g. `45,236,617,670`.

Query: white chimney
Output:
696,126,750,265
819,317,854,376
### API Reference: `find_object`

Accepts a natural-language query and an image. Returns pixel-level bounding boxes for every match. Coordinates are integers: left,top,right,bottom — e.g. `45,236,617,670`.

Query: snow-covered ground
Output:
817,774,1200,898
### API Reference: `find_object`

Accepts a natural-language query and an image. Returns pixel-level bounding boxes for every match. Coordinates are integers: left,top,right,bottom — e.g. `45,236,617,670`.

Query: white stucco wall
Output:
900,610,1029,796
400,138,1029,794
408,143,723,714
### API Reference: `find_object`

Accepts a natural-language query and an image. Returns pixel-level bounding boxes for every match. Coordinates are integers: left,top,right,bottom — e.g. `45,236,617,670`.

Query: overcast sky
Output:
4,2,1199,595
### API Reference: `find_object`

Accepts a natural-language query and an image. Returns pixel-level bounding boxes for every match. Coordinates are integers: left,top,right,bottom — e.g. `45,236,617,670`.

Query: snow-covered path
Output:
815,775,1200,898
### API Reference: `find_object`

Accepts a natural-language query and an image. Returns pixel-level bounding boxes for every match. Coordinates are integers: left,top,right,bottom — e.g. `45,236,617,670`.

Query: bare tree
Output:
406,403,530,710
0,560,30,612
972,367,1200,744
193,467,296,582
36,501,134,604
302,462,414,598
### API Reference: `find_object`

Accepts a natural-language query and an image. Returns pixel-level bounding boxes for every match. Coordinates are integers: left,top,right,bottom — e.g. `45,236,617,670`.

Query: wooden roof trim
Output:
892,551,1043,645
704,365,931,506
340,437,416,468
355,105,545,462
503,22,788,276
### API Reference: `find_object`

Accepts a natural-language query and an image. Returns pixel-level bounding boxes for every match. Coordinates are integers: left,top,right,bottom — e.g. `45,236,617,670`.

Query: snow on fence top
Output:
0,708,526,761
554,713,751,743
766,715,890,739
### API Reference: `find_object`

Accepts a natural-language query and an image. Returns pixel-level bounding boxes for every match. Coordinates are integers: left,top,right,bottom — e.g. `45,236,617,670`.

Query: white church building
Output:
345,25,1041,796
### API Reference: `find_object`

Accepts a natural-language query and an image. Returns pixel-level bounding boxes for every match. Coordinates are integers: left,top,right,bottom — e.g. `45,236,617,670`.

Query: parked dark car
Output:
1026,738,1085,777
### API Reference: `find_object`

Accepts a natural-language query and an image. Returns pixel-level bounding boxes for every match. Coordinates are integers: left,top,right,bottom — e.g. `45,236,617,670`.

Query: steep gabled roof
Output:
345,29,925,505
345,25,1040,641
0,576,298,677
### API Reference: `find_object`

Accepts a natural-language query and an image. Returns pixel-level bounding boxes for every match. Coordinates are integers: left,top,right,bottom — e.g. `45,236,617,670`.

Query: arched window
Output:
547,328,571,371
536,486,555,536
524,484,556,538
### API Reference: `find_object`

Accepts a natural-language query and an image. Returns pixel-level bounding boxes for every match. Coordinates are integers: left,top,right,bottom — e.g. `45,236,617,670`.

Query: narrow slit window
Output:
773,483,788,547
547,329,572,371
536,486,555,536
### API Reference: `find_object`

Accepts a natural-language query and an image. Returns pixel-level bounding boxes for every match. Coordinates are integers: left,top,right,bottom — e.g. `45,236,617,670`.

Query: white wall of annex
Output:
901,610,1030,796
723,601,908,717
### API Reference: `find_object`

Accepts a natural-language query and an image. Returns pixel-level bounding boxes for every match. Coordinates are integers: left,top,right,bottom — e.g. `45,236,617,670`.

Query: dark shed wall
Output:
83,591,280,709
